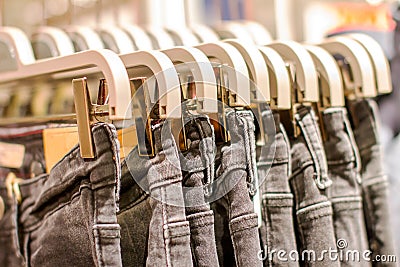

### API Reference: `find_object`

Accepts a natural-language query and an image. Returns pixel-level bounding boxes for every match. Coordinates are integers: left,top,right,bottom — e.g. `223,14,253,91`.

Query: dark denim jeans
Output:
0,123,122,267
347,99,396,266
119,120,193,267
289,106,339,267
322,107,370,267
180,115,219,267
211,109,263,267
258,112,298,267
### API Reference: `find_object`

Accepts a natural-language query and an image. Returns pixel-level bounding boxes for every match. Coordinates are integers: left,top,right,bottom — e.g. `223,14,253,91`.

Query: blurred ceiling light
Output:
366,0,384,5
72,0,97,8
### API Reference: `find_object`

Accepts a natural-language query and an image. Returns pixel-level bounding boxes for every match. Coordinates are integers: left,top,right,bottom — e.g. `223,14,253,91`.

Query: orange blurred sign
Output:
329,2,395,32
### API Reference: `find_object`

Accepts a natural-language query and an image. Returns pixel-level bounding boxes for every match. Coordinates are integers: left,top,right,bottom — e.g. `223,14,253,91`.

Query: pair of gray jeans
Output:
119,119,193,267
288,106,340,267
0,123,122,267
321,107,370,266
179,115,219,267
211,109,263,267
347,99,396,266
258,111,298,267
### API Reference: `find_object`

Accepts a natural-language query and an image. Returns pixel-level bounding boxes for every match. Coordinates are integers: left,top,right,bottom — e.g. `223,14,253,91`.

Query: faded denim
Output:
0,123,122,267
258,111,299,267
347,99,396,266
119,120,193,267
211,109,263,267
180,115,219,267
322,107,370,267
288,106,339,267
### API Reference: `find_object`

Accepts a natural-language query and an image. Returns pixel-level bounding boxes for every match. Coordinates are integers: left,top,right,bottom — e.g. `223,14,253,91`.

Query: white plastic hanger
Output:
120,24,154,51
63,0,104,52
119,51,182,119
224,39,270,103
195,42,251,106
319,36,376,98
97,26,136,54
344,33,392,95
305,45,344,107
0,28,132,159
64,26,104,51
242,21,272,45
31,26,75,59
214,21,254,43
144,26,176,49
161,47,218,113
190,24,220,43
258,47,291,110
267,41,319,103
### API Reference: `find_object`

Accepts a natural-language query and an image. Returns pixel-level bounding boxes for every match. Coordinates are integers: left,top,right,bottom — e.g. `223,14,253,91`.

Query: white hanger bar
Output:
305,45,344,107
195,42,251,106
31,26,75,57
258,46,291,109
119,50,182,119
161,47,218,113
267,41,319,102
319,36,376,98
344,33,392,95
224,39,270,102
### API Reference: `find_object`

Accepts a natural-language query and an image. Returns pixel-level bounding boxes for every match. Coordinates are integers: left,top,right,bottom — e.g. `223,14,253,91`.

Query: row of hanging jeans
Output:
0,95,396,266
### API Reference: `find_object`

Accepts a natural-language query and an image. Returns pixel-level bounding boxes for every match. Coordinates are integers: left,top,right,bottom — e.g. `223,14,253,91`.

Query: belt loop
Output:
294,107,332,190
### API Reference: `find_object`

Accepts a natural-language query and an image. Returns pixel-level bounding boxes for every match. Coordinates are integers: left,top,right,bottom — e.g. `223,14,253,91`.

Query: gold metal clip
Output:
72,77,112,159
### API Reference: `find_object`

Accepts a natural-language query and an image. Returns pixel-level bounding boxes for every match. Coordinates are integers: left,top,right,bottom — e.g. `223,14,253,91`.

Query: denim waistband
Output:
322,107,361,183
347,99,381,151
0,123,121,230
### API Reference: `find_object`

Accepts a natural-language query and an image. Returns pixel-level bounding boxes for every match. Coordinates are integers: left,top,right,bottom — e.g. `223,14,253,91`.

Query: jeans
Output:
211,109,263,267
258,112,299,267
0,123,122,267
347,99,396,266
321,107,370,267
288,106,339,267
180,115,219,267
119,119,193,267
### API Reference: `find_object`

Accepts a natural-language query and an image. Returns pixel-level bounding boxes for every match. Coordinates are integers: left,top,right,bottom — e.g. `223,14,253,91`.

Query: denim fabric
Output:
0,123,122,267
180,116,219,267
258,112,299,267
289,106,339,267
211,109,263,267
347,99,396,266
322,107,370,267
120,120,193,267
